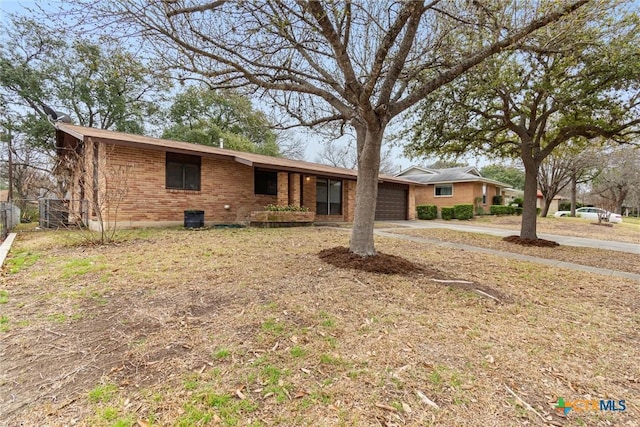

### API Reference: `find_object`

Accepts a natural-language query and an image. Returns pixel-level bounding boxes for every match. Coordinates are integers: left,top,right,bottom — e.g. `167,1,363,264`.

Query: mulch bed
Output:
502,235,560,247
318,246,427,275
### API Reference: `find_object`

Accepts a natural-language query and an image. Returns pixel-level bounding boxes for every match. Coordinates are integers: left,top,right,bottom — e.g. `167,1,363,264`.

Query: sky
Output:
0,0,489,173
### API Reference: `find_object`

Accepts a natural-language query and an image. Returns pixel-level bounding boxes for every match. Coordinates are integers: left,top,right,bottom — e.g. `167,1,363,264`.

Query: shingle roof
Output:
55,123,417,185
397,165,511,188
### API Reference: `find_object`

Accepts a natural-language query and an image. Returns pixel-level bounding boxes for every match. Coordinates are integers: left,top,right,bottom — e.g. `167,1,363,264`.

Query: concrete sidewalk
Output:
0,233,16,268
384,220,640,255
370,223,640,282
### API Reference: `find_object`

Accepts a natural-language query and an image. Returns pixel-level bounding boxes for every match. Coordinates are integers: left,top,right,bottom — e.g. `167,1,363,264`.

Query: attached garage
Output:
375,183,408,220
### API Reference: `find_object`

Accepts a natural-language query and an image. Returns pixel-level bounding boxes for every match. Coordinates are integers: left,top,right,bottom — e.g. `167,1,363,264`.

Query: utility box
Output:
184,210,205,228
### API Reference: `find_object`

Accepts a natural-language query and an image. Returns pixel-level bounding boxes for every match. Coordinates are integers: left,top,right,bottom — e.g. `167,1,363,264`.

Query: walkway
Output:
369,221,640,282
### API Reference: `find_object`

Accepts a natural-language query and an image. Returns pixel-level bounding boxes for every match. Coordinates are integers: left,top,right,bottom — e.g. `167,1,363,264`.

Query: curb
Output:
0,233,17,268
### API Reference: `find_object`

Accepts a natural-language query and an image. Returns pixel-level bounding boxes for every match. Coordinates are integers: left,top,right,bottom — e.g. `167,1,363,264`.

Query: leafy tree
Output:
73,0,588,255
479,164,525,190
426,160,469,169
53,39,169,133
162,86,280,156
405,3,640,240
0,16,169,197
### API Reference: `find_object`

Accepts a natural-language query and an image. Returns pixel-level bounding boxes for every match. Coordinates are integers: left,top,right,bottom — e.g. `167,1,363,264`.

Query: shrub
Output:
492,195,503,205
416,204,437,220
512,197,524,207
490,205,516,215
515,207,523,216
441,207,455,220
453,204,474,220
558,201,585,211
264,204,309,212
536,207,542,216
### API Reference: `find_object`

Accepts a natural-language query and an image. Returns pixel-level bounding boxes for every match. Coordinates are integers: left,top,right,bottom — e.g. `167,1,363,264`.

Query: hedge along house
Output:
54,123,418,230
396,166,511,214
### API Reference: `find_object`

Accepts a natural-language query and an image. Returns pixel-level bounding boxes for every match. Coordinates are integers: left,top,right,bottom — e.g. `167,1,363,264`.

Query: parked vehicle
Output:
554,207,623,223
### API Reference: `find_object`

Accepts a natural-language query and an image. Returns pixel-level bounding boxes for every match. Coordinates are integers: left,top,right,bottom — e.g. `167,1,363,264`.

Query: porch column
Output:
277,171,289,206
289,173,301,206
407,186,416,220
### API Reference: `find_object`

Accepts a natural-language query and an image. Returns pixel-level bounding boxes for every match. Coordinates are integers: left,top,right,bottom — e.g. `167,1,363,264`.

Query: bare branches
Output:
164,1,227,18
391,0,589,116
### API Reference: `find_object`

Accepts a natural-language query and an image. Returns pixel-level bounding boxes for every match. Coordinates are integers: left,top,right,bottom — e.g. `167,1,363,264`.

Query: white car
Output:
554,207,623,223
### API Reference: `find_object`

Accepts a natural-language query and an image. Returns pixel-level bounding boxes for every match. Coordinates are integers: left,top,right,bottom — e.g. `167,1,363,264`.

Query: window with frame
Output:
316,178,342,215
434,184,453,197
254,170,278,195
166,152,201,190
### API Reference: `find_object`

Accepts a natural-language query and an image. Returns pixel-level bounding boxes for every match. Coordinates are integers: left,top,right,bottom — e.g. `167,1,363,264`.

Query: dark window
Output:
316,178,342,215
255,170,278,195
434,184,453,196
166,152,201,190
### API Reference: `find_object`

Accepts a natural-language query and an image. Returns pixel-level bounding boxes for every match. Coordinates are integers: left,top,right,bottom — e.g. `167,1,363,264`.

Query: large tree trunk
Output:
520,149,541,240
350,125,383,256
570,171,577,216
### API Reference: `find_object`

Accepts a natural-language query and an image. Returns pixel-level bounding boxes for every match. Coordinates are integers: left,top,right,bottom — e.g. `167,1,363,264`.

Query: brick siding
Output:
70,141,418,229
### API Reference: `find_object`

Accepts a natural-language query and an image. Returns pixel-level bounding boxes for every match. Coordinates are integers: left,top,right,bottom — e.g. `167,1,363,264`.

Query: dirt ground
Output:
1,226,639,426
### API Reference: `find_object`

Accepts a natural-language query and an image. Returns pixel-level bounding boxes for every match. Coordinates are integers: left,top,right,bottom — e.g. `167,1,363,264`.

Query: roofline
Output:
396,165,434,176
406,177,512,187
55,123,420,186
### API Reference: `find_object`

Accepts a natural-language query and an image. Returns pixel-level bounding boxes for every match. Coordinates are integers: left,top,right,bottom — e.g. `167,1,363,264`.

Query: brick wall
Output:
71,141,418,228
415,182,501,212
83,142,278,228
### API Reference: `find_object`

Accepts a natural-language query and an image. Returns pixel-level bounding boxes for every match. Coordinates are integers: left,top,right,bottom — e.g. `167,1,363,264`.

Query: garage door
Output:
375,183,408,220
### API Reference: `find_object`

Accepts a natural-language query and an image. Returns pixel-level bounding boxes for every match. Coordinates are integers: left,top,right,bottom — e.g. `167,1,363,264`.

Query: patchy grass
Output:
1,227,639,426
4,249,40,274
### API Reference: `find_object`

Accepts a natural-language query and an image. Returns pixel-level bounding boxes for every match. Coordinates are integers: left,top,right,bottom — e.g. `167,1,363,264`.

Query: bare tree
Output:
72,0,589,255
590,145,640,214
315,138,398,174
276,130,307,161
538,143,603,217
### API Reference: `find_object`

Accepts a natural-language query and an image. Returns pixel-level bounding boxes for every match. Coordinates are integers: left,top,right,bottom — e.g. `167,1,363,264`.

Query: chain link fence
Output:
38,199,89,229
0,202,21,240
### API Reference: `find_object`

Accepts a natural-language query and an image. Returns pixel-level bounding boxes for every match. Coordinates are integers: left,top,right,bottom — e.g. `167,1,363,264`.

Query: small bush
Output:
453,204,474,220
441,207,455,220
515,207,523,216
512,197,524,208
492,195,503,205
536,207,542,216
416,204,437,220
490,205,516,216
264,204,309,212
558,201,585,211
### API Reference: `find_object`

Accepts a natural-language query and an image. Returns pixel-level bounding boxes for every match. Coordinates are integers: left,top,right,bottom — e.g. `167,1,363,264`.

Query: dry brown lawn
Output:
472,215,640,244
1,226,639,427
390,228,640,275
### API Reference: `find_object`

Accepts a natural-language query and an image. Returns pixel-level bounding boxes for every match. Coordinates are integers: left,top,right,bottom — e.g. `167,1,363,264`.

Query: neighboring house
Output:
55,124,419,230
536,190,564,215
396,166,511,213
503,188,523,206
